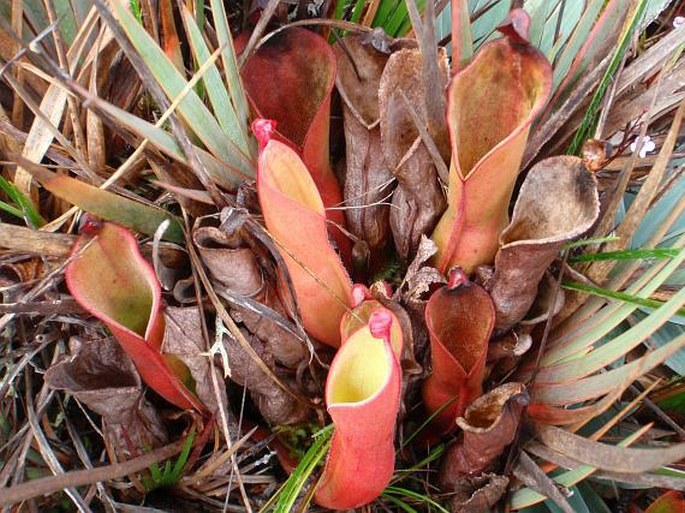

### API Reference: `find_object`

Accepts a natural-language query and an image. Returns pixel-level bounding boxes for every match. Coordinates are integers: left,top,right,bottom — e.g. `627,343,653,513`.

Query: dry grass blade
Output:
24,372,90,512
5,5,100,206
513,451,574,513
533,332,685,408
206,0,251,141
522,438,685,486
0,222,74,256
0,56,100,185
409,0,449,160
533,422,685,474
237,0,281,68
510,424,652,510
615,25,685,98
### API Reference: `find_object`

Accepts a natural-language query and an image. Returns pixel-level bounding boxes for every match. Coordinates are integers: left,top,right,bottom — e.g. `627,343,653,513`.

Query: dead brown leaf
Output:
193,213,308,369
398,235,446,307
440,383,528,488
513,451,574,513
379,48,448,260
223,328,311,425
334,33,415,258
448,473,509,513
164,306,228,416
45,337,168,458
483,156,599,333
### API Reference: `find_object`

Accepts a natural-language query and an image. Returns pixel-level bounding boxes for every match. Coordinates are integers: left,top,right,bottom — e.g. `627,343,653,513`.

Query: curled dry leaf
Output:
422,271,495,436
164,307,229,415
193,218,263,295
486,331,533,382
379,47,448,261
448,473,510,513
334,32,415,256
315,310,401,510
483,156,599,333
240,27,350,263
256,125,353,348
399,235,446,309
487,332,533,363
440,382,529,489
193,213,308,368
0,258,50,303
45,337,167,457
222,328,311,425
432,8,552,274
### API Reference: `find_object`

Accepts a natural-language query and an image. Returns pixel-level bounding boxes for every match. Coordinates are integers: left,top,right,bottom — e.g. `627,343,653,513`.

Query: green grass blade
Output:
561,281,685,317
568,248,679,263
382,2,411,37
551,0,604,89
169,428,196,482
392,444,446,484
162,460,173,480
383,494,419,513
107,0,254,177
526,0,554,50
350,0,368,24
180,7,251,154
541,243,685,366
538,284,685,382
0,174,45,227
373,0,402,29
384,486,450,513
149,462,163,483
0,200,26,220
470,0,509,47
270,425,334,513
129,0,143,23
207,0,252,145
22,160,185,243
568,0,649,154
53,0,78,45
401,397,456,448
76,89,186,161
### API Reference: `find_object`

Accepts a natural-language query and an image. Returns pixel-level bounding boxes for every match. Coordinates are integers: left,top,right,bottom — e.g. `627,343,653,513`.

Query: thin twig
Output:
629,384,685,440
0,441,187,507
237,0,281,68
